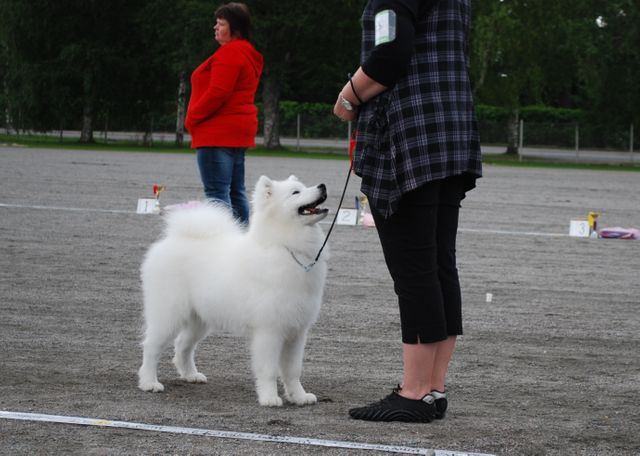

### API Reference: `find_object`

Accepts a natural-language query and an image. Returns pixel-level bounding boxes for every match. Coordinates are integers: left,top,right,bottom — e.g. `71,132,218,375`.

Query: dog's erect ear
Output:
253,175,273,201
287,175,299,182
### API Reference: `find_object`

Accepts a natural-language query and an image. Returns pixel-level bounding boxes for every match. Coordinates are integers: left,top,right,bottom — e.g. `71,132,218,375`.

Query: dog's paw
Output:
138,381,165,393
184,372,207,384
258,395,284,407
288,392,317,406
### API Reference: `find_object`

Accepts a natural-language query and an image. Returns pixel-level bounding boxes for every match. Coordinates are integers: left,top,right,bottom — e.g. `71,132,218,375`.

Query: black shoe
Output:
349,389,437,423
431,390,447,419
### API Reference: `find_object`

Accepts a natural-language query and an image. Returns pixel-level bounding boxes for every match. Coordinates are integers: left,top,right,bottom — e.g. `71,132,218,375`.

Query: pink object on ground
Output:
598,227,640,240
362,212,376,227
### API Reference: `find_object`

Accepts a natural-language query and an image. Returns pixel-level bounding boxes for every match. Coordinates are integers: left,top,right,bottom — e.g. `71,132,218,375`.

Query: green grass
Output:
0,133,189,153
2,133,638,171
0,133,348,159
248,147,349,160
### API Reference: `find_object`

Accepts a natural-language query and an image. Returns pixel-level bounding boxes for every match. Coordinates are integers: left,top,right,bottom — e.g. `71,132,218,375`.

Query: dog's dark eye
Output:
292,191,300,195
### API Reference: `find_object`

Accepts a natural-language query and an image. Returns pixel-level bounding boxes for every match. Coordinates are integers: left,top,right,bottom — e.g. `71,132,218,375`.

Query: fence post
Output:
296,113,301,151
575,123,580,163
518,119,524,162
631,123,635,165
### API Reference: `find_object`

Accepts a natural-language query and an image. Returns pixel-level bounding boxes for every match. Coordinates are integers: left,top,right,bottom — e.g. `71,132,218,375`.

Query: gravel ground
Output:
1,146,639,455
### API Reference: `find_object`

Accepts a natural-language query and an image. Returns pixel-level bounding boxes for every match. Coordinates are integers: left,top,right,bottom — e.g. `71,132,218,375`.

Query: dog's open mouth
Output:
298,193,328,216
299,205,329,216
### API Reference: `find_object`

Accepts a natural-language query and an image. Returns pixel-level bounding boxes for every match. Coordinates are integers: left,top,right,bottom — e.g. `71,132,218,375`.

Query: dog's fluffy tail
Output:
163,201,242,239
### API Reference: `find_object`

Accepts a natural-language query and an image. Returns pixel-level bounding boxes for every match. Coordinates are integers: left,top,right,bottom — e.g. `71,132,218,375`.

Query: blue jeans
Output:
196,147,250,224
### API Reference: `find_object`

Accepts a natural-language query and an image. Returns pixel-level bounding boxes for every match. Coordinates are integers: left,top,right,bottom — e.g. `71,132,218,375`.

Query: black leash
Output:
288,161,353,272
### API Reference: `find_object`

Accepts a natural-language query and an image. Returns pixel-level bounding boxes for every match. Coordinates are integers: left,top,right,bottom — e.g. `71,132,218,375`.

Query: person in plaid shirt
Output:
334,0,481,422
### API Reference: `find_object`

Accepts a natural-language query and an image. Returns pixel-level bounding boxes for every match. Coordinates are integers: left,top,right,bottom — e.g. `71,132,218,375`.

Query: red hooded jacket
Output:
185,39,264,149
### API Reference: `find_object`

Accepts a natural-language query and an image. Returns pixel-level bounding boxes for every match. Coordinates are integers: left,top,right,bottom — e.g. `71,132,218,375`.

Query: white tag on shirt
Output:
375,9,397,46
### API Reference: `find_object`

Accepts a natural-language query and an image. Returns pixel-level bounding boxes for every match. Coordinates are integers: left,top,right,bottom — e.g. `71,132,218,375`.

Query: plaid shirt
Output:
353,0,482,218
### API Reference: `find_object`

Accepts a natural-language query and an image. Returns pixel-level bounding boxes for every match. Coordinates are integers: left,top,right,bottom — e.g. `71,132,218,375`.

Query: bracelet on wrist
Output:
348,72,364,106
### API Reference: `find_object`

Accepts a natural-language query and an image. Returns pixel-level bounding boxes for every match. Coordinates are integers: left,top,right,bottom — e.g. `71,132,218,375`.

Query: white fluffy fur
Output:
138,175,328,406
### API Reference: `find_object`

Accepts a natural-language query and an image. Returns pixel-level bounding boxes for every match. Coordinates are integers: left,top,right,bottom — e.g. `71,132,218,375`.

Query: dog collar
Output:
285,247,317,273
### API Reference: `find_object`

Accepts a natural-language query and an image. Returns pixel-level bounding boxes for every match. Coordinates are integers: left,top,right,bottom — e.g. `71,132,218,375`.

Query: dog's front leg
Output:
280,330,317,406
251,330,284,406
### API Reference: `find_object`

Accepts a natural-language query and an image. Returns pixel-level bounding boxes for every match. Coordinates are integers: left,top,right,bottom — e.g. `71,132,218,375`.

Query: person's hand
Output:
333,95,359,122
333,68,388,122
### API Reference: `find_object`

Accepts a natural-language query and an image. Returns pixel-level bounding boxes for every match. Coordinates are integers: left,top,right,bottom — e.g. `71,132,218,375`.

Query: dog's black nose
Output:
318,183,327,197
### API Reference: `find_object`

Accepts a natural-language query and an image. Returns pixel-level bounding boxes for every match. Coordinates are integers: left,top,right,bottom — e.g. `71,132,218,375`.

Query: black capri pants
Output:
370,175,466,344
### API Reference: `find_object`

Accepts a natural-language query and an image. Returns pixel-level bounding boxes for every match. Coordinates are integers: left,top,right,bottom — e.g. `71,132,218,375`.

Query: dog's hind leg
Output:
251,330,285,406
173,313,208,384
138,321,177,392
280,329,317,405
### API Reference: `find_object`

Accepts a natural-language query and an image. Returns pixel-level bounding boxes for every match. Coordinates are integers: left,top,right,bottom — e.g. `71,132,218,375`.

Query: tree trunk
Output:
103,111,109,141
80,68,95,143
143,113,153,147
261,65,281,149
3,77,12,134
506,109,519,154
175,70,187,147
472,41,491,97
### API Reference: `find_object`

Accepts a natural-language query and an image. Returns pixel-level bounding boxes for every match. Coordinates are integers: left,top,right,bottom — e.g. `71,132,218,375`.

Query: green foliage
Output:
251,0,364,103
475,104,510,122
518,106,583,148
475,103,582,121
257,101,346,138
575,0,640,127
520,106,583,123
280,102,346,138
0,0,637,145
475,104,584,146
471,0,639,127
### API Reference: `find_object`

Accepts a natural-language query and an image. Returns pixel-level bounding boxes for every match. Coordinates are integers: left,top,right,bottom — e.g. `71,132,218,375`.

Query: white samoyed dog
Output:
137,175,329,406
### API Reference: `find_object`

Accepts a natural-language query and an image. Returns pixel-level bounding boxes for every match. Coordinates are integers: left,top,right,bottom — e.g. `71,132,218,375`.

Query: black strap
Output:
312,160,353,264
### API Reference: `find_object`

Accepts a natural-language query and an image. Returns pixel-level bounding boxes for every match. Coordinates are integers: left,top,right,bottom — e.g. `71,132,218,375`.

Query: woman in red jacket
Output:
185,2,264,224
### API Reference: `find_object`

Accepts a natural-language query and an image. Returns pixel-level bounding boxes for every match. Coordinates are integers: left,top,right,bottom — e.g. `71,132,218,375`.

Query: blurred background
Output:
0,0,638,153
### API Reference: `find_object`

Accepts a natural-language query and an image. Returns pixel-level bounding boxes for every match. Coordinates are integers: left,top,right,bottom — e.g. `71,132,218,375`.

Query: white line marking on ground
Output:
0,202,133,214
0,202,567,237
0,410,495,456
459,227,568,237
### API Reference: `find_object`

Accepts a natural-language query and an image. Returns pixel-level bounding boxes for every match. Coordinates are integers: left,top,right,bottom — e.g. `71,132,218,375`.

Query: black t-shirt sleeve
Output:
362,0,438,87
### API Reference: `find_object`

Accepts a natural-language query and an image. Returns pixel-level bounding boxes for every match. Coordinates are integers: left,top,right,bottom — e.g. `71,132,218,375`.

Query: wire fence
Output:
268,110,637,154
479,120,637,152
3,106,637,159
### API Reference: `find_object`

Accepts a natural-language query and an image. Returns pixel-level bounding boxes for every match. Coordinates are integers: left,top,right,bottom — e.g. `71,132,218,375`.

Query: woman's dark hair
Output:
215,2,252,40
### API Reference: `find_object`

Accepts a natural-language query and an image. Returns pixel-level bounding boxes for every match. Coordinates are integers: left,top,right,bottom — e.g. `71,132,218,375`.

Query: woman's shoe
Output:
430,390,447,419
348,388,437,423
